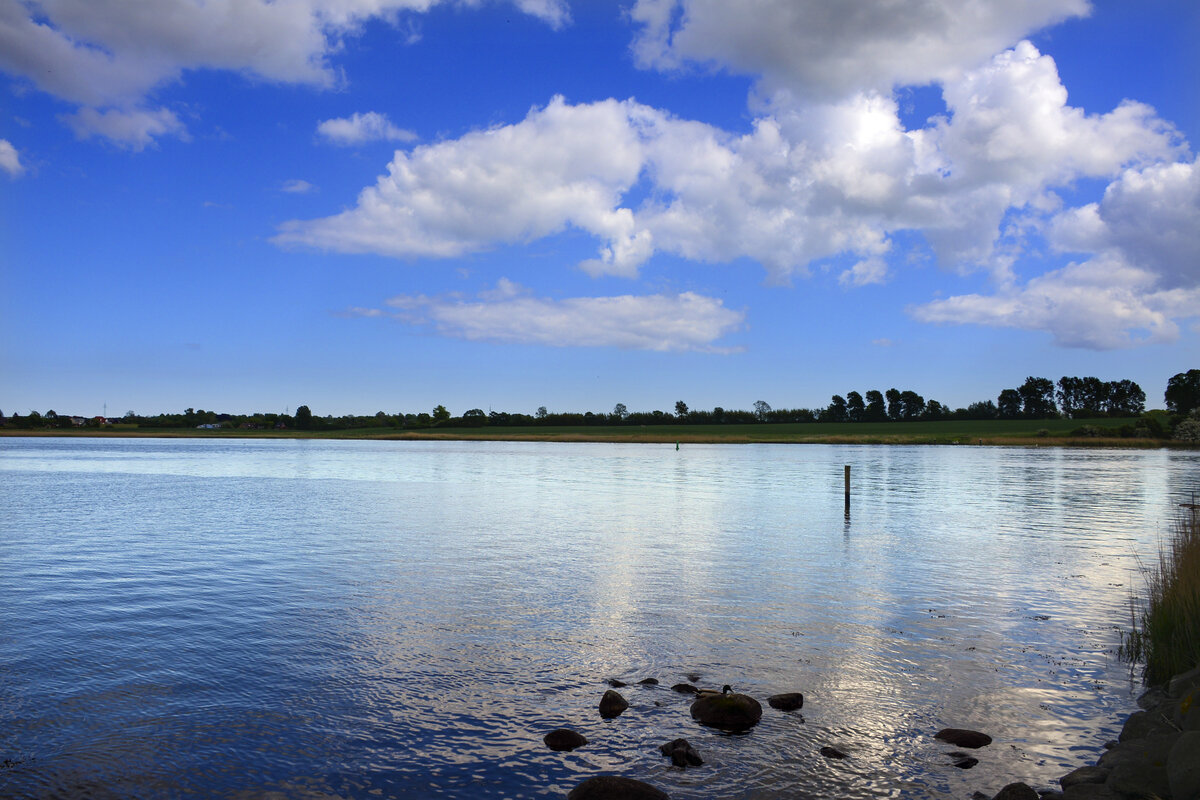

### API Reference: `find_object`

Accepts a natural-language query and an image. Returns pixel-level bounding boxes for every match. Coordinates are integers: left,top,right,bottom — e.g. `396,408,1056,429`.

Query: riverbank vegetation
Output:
1122,507,1200,685
4,370,1196,444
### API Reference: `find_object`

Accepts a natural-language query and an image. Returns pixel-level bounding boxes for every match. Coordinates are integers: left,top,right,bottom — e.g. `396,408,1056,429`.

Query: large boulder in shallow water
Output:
935,728,992,749
767,692,803,711
543,729,587,752
599,690,629,719
567,776,669,800
690,690,762,732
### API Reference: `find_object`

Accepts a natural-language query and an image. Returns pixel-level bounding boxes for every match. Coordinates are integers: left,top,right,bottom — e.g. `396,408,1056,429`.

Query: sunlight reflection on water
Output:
1,437,1197,799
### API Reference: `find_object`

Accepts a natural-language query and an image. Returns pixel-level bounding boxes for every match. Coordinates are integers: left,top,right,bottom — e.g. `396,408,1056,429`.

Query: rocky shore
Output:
978,664,1200,800
554,665,1200,800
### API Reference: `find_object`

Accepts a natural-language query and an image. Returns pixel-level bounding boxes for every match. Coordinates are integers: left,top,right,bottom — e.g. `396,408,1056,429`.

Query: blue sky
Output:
2,0,1197,418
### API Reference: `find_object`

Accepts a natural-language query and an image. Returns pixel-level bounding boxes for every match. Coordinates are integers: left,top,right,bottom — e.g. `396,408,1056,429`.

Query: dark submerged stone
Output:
638,678,659,685
659,738,703,767
599,689,629,719
543,728,587,752
671,683,698,694
567,776,669,800
820,746,848,760
767,692,803,711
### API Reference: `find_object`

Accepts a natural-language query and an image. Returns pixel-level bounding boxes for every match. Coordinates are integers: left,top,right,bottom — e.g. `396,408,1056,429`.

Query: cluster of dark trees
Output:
5,371,1196,433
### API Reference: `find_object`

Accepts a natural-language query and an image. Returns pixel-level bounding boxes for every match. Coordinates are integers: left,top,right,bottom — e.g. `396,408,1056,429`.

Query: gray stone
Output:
1097,733,1180,772
820,746,847,759
659,738,703,767
567,776,669,800
1106,739,1174,800
1059,765,1110,789
638,678,659,685
1169,665,1200,699
544,729,588,752
936,728,993,749
992,782,1039,800
690,690,762,732
599,689,629,719
1120,709,1177,741
1138,686,1169,711
767,692,804,711
1168,730,1200,800
1062,784,1119,800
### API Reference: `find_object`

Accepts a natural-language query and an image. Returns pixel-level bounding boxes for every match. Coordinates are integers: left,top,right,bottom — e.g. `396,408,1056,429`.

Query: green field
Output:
7,416,1182,447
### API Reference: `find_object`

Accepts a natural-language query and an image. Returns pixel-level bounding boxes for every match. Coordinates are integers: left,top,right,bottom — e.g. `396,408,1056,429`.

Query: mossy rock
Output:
690,691,762,732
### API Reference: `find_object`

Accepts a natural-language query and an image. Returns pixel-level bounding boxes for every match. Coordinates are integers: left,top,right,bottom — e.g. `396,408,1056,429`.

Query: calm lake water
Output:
2,437,1198,799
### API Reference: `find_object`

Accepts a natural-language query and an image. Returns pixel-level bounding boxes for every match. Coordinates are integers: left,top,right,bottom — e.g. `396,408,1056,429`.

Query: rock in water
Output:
820,746,848,760
935,728,992,749
690,690,762,732
543,729,587,752
767,692,804,711
599,689,629,719
638,678,659,685
567,776,669,800
659,738,703,767
991,783,1037,800
671,683,698,694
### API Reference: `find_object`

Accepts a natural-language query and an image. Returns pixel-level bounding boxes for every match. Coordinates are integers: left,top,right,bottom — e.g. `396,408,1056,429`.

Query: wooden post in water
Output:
844,465,851,514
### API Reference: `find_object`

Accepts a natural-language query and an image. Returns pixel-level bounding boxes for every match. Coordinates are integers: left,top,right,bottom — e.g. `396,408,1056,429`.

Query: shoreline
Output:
0,428,1190,449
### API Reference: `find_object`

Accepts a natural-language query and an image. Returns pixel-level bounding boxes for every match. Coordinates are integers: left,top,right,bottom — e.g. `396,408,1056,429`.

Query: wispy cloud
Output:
343,279,745,352
61,106,187,151
0,139,23,177
316,112,416,146
281,179,316,194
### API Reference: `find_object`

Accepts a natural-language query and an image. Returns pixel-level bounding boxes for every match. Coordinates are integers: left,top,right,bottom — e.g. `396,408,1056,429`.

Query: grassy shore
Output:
1,417,1190,447
1123,507,1200,685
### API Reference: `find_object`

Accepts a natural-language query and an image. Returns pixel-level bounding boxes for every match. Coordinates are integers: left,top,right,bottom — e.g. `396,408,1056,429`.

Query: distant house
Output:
196,423,222,429
70,417,87,426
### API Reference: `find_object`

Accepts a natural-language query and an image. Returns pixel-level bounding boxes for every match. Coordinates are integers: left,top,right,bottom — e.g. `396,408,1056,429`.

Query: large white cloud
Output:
279,43,1179,290
628,0,1089,101
277,96,658,276
346,279,745,352
916,157,1200,348
0,0,568,145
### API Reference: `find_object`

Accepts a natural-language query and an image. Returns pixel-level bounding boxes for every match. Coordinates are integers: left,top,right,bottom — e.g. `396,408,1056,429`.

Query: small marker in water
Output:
676,442,680,451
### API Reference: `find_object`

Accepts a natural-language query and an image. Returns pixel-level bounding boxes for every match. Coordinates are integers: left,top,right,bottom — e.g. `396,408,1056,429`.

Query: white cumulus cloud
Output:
0,138,23,177
278,43,1180,289
0,0,569,147
628,0,1089,101
916,156,1200,348
348,279,745,352
316,111,417,145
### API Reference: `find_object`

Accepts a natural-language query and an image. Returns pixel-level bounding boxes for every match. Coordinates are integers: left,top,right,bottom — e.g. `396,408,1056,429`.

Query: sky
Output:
1,0,1198,419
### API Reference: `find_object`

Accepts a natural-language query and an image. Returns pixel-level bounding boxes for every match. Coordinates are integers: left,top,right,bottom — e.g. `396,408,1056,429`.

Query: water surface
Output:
2,438,1196,799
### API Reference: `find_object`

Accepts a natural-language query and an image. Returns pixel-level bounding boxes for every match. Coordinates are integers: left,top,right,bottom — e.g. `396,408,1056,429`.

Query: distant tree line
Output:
4,371,1197,439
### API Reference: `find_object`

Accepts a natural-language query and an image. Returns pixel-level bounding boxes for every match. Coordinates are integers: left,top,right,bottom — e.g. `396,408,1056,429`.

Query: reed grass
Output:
1121,505,1200,685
